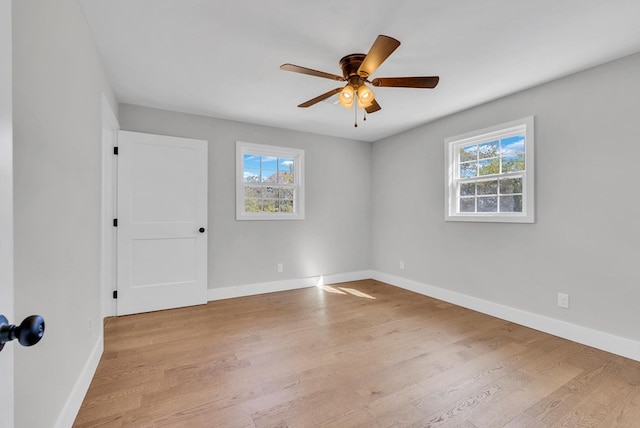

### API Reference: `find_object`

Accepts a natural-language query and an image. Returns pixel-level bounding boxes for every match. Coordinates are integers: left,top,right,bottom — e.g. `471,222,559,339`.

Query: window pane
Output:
502,154,525,172
477,180,498,195
243,154,260,169
263,186,276,198
499,195,523,212
244,186,261,198
261,170,277,183
278,158,295,183
279,200,294,213
459,145,477,162
460,182,475,196
262,199,277,212
244,198,261,212
478,159,499,176
500,135,525,155
499,177,522,194
478,141,498,159
460,162,477,178
477,196,498,212
279,188,294,199
460,197,475,212
279,158,294,172
261,156,277,170
243,168,260,183
281,172,294,184
278,171,294,184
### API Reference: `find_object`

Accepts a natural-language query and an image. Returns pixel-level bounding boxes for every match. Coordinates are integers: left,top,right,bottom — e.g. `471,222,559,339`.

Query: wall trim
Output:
371,271,640,362
54,335,103,428
100,94,119,319
207,270,373,302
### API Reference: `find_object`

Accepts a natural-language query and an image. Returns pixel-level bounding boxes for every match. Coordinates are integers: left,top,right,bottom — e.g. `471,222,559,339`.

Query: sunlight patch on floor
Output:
338,287,375,299
319,285,347,295
315,280,376,299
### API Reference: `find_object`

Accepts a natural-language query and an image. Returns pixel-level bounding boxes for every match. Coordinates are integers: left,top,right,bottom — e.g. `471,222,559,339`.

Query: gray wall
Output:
372,52,640,341
10,1,640,424
119,104,372,289
12,0,117,426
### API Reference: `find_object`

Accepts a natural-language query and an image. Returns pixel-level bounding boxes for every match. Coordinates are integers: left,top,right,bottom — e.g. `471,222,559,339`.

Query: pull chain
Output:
354,89,358,127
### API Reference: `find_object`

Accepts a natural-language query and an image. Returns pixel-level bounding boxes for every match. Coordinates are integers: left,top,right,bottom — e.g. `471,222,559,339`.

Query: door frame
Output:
101,122,209,317
100,95,119,318
0,0,14,423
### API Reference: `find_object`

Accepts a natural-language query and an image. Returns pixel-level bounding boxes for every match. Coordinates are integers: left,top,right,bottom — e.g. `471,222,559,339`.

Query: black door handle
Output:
199,227,206,233
0,314,45,352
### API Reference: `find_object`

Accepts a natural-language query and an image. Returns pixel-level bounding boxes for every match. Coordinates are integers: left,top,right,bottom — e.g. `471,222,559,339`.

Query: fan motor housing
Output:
339,54,367,79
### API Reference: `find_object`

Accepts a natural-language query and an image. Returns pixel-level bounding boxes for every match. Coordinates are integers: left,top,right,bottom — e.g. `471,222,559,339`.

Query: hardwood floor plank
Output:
502,413,546,428
466,363,582,427
553,374,636,427
524,360,622,424
73,280,640,427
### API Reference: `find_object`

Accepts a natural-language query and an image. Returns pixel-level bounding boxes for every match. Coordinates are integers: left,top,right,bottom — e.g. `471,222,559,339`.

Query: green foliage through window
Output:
455,134,526,214
236,141,304,220
458,135,525,180
243,154,296,213
446,117,534,223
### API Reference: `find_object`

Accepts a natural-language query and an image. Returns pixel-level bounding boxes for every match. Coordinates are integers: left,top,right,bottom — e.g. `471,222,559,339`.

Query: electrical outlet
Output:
277,263,283,273
399,260,405,270
557,293,570,309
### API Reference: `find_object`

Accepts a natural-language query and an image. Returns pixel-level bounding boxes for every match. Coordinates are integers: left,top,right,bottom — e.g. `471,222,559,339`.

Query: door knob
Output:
199,227,206,233
0,314,45,352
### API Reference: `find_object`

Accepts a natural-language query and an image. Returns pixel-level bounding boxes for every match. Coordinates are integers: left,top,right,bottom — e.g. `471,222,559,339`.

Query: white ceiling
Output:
80,0,640,142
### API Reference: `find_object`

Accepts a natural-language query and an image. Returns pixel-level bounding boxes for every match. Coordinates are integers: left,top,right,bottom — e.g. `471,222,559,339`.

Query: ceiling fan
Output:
280,35,439,126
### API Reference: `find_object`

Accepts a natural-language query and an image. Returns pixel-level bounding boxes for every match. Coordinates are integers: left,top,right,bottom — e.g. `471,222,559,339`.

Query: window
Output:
445,117,534,223
236,141,304,220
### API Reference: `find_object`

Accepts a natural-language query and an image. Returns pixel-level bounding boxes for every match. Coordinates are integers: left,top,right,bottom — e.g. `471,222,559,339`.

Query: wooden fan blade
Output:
371,76,439,88
357,35,401,77
280,63,345,82
365,99,381,114
298,87,343,108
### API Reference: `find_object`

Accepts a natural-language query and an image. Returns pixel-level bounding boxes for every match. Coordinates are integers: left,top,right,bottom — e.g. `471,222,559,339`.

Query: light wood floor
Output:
74,280,640,427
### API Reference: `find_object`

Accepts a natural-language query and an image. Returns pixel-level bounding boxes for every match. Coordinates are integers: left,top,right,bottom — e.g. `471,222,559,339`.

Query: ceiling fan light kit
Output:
337,83,375,109
280,35,439,127
338,84,355,107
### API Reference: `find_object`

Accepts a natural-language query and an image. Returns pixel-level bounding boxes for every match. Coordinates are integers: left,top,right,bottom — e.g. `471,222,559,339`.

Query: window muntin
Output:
236,142,304,220
445,117,534,223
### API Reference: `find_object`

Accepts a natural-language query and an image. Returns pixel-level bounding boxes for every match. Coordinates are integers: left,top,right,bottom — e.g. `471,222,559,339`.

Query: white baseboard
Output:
54,335,104,428
207,270,373,302
207,270,640,361
372,271,640,362
320,270,374,285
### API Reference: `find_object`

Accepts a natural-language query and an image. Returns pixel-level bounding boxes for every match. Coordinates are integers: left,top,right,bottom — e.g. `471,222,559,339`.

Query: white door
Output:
116,131,208,315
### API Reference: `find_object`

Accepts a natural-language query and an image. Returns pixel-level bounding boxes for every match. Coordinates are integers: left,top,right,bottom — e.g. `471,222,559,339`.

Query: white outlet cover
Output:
557,293,570,309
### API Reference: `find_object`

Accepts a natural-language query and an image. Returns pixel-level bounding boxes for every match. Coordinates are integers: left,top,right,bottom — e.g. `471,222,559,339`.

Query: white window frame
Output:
236,141,305,220
445,116,535,223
